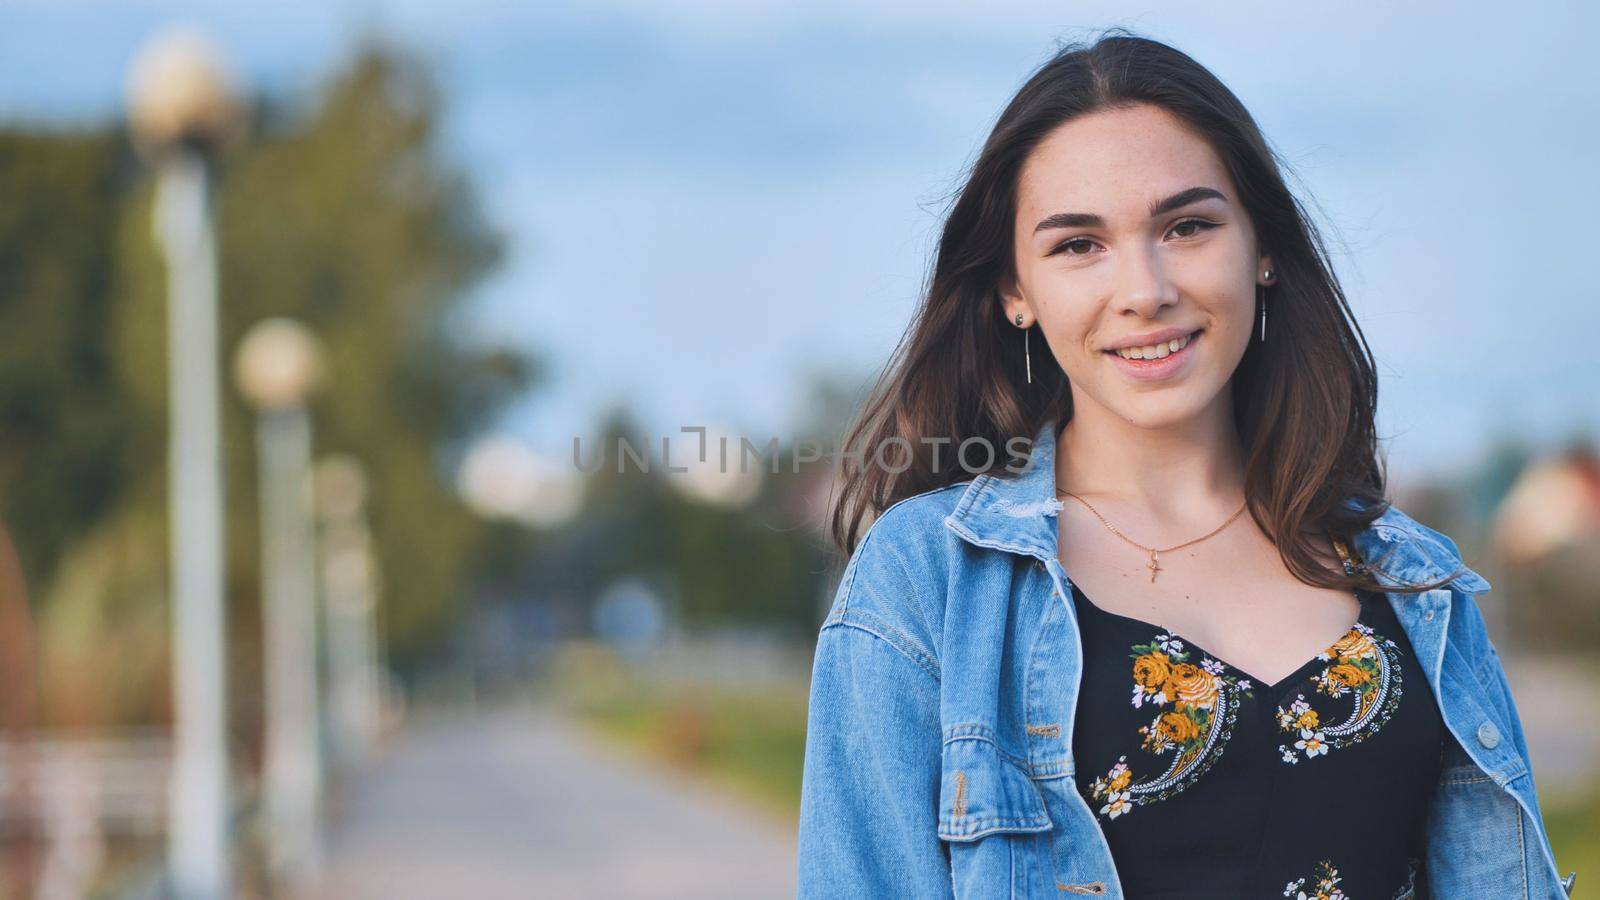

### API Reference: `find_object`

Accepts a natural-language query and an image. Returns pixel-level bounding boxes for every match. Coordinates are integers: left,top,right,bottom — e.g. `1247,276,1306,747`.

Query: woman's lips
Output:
1103,329,1203,382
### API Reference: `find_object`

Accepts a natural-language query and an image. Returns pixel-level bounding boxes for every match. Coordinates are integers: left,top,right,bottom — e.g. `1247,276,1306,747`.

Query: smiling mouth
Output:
1103,328,1204,362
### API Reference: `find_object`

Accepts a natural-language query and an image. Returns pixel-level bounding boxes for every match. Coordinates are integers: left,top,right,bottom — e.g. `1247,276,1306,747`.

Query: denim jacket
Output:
797,420,1577,899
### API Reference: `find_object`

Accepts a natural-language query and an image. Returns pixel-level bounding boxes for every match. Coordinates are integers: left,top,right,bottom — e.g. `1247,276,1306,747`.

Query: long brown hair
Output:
828,28,1455,595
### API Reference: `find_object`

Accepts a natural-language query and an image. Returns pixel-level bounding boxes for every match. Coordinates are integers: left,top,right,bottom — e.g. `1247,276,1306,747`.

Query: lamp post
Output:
457,436,584,529
125,26,241,900
455,437,583,704
234,318,325,891
664,423,763,511
314,454,382,769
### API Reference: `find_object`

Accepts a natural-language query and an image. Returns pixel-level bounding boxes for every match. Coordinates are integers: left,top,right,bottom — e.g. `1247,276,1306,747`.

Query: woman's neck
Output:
1054,400,1247,532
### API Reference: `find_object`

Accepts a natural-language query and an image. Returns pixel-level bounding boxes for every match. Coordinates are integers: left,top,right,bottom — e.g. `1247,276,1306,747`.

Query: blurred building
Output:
1493,443,1600,566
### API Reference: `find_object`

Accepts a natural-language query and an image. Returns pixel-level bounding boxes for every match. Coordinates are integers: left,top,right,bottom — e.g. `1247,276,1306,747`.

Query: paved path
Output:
311,700,797,900
303,656,1596,899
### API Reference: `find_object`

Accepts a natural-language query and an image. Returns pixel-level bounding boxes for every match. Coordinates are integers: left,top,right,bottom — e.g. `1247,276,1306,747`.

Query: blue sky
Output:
3,1,1596,485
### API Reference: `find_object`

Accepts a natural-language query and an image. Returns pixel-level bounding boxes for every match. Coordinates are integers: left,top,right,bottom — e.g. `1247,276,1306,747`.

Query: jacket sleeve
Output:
1462,590,1577,893
1455,593,1539,800
1478,636,1545,821
796,533,952,899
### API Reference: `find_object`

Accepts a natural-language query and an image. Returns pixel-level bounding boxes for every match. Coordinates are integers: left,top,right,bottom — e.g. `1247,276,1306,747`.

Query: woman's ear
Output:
996,277,1031,327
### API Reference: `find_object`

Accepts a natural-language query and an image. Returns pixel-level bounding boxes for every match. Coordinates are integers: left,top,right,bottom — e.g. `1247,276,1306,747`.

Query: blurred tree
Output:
1465,435,1536,525
0,40,538,730
0,131,141,591
537,404,834,641
129,42,538,676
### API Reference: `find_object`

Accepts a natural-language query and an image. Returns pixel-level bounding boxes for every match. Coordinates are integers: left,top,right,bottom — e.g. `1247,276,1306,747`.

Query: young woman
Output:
796,30,1576,899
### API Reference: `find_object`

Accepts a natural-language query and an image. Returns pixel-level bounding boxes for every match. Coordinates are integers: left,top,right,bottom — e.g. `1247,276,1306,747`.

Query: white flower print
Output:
1294,728,1329,758
1100,790,1132,819
1131,683,1171,709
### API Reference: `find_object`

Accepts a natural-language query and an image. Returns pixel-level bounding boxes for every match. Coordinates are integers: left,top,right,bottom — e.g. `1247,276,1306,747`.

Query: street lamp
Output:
234,318,325,891
666,423,763,510
457,436,583,529
125,25,241,900
313,454,383,770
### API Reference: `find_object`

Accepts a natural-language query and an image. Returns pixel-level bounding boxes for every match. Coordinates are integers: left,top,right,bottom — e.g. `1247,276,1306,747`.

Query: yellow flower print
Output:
1106,762,1131,792
1329,628,1377,661
1132,651,1174,694
1326,662,1371,691
1276,696,1315,733
1140,710,1201,754
1164,662,1222,711
1089,757,1135,818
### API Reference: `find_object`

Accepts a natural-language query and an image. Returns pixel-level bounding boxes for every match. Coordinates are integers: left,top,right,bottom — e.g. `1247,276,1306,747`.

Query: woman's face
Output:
999,102,1273,430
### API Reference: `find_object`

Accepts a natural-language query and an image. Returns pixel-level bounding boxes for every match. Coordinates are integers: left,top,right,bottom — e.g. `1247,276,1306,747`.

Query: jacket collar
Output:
942,418,1492,595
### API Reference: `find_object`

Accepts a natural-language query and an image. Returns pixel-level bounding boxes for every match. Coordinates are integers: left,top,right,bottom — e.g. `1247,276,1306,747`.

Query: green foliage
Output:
562,656,810,822
0,130,143,590
1546,780,1599,891
0,40,538,728
548,406,835,641
208,43,536,669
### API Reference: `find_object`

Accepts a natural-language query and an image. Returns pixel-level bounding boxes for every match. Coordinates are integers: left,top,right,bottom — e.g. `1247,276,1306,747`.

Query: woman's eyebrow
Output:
1032,186,1228,234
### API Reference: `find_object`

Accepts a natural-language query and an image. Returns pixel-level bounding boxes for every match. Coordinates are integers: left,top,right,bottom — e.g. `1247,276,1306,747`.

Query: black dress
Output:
1069,581,1442,899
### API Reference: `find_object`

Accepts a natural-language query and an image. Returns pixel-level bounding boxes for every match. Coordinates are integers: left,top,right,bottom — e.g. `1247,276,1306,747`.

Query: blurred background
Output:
0,2,1596,898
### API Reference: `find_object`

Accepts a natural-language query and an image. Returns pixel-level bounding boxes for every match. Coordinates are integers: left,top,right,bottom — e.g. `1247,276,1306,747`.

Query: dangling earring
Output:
1258,268,1272,342
1016,312,1032,384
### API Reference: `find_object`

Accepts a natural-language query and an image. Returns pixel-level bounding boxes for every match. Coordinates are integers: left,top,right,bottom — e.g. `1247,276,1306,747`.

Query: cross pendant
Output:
1147,549,1161,583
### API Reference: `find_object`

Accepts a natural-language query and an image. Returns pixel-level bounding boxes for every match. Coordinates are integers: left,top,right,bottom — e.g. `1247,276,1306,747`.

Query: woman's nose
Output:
1118,245,1179,316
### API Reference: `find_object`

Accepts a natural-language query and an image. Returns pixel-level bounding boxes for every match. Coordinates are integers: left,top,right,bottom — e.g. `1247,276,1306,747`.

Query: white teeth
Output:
1115,332,1192,360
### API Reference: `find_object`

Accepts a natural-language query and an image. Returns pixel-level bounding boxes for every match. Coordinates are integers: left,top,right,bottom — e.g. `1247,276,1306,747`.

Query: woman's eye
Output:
1051,238,1097,257
1051,219,1218,257
1169,218,1219,239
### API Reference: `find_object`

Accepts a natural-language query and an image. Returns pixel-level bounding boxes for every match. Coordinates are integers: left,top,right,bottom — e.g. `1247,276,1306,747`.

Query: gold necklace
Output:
1056,490,1248,583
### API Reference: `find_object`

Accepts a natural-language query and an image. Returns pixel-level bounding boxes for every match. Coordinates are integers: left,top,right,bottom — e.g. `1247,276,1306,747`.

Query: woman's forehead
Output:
1018,105,1232,217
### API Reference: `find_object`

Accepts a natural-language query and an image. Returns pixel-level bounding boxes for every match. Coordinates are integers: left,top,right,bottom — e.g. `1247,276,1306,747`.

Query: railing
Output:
1,730,176,898
0,730,172,838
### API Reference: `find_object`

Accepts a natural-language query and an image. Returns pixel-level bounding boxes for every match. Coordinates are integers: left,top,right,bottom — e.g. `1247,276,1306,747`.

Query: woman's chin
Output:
1106,386,1222,430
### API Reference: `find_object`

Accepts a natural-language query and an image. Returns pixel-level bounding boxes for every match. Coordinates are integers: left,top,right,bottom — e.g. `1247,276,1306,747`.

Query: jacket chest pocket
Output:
938,735,1054,898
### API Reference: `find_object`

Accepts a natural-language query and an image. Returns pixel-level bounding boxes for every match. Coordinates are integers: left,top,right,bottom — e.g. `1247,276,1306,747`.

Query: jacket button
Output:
1423,608,1435,621
1477,720,1500,749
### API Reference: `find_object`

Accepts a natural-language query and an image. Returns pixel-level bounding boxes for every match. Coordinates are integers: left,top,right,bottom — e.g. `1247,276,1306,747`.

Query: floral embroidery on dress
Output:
1085,633,1254,819
1275,620,1403,764
1281,856,1419,900
1282,859,1347,899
